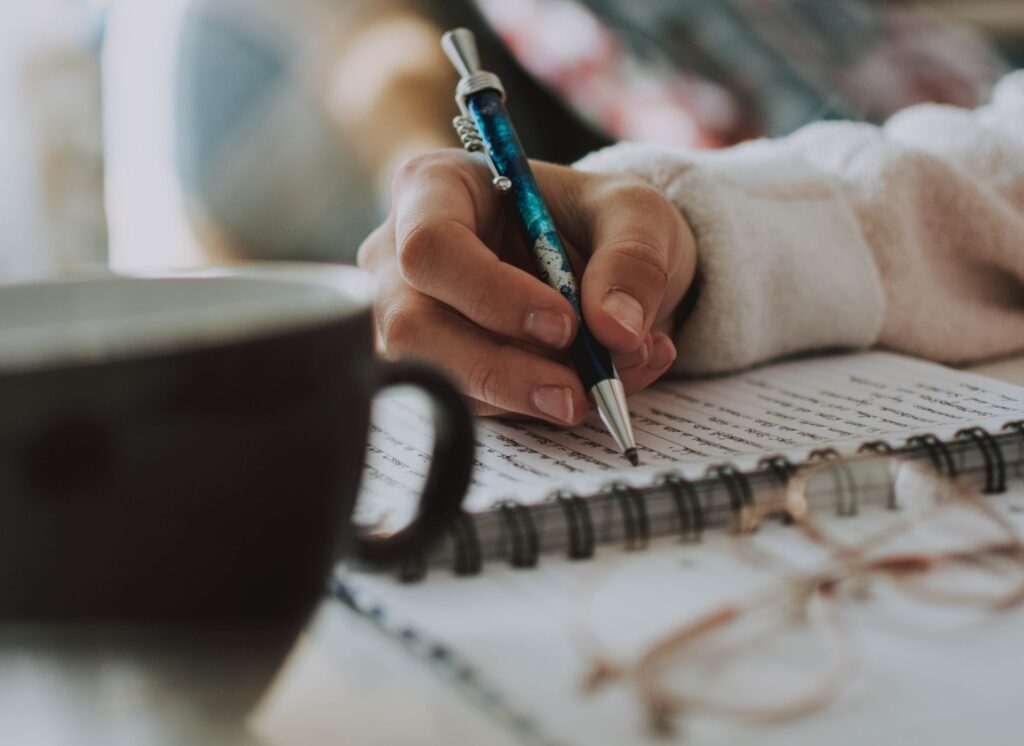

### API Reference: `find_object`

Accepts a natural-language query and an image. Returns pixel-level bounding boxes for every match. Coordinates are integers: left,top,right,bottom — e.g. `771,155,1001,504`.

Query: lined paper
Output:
356,352,1024,529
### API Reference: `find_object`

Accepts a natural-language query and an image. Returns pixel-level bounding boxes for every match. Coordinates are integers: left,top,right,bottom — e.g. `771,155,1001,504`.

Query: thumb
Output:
578,183,692,354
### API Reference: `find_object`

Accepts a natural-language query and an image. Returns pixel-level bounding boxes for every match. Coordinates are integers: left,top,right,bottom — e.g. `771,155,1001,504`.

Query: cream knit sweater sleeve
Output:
575,73,1024,375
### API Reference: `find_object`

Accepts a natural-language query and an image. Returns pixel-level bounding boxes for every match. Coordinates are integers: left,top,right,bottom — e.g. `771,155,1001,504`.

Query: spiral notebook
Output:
333,496,1024,746
354,351,1024,579
334,351,1024,746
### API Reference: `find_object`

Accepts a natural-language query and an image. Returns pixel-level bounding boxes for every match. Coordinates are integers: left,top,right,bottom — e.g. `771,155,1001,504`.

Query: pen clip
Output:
452,115,512,192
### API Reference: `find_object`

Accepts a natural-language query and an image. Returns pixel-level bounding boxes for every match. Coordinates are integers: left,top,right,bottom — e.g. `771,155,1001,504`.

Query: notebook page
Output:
357,352,1024,528
341,489,1024,746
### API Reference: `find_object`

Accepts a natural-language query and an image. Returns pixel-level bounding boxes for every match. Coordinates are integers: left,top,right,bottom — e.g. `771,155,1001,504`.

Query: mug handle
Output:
352,360,475,565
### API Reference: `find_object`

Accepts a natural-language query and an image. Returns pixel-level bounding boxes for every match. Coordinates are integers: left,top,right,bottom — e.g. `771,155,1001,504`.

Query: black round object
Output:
0,265,474,621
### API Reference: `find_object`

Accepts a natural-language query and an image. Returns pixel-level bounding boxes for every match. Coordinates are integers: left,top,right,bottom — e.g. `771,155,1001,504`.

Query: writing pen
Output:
441,28,639,466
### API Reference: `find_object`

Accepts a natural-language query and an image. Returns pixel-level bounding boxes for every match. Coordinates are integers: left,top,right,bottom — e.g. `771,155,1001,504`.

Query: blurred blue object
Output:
175,0,378,263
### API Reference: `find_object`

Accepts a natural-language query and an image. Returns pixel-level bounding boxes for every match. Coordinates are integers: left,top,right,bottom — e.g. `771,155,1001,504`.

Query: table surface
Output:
3,355,1023,746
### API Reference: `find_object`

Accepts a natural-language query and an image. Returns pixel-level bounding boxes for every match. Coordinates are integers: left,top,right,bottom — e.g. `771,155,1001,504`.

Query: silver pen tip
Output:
625,448,640,467
591,378,637,462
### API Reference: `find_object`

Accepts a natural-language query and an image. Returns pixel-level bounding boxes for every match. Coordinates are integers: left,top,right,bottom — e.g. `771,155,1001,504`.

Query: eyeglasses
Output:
572,456,1024,737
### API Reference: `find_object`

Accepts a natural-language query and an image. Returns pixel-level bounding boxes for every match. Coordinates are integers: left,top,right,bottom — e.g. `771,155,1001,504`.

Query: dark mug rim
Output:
0,263,374,376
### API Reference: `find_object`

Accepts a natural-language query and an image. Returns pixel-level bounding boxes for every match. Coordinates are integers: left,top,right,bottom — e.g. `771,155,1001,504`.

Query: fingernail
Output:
531,385,575,424
618,335,652,370
524,310,572,348
649,336,677,370
602,289,645,338
639,335,653,365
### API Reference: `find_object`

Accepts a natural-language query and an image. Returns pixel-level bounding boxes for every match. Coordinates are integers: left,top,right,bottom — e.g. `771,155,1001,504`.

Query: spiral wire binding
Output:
451,512,483,576
807,448,861,517
852,441,897,508
404,423,1024,580
808,447,842,461
705,464,754,521
758,455,797,487
656,472,704,542
757,455,799,521
556,491,596,560
956,426,1006,494
1005,421,1024,480
498,501,540,568
606,483,650,551
906,433,957,477
858,439,894,455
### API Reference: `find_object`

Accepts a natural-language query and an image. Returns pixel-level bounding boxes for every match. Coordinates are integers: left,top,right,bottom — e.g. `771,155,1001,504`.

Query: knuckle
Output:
463,276,508,331
356,223,389,270
396,224,438,283
470,399,502,418
593,176,665,211
390,149,473,194
614,179,665,209
390,152,439,191
612,240,670,290
465,348,512,406
377,302,419,357
355,239,372,270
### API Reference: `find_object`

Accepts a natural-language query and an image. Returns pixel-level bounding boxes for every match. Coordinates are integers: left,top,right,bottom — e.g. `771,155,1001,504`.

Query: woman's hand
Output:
358,149,697,425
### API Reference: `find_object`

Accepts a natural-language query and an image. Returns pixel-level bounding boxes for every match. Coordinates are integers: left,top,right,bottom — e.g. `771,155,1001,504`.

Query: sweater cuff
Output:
576,141,886,374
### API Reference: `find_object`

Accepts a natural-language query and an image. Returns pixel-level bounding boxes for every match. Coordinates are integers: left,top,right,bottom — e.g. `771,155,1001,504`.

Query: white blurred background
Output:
103,0,200,272
2,0,381,281
1,0,106,280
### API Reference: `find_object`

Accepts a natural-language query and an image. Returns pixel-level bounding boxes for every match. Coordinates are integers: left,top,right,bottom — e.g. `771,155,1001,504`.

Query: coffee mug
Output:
0,263,475,620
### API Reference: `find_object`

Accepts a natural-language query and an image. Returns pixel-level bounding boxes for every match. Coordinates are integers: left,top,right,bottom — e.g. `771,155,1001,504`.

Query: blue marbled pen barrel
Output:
466,90,615,392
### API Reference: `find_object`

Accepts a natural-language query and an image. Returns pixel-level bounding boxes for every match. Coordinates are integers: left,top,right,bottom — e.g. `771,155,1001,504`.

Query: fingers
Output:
359,151,692,428
616,333,677,395
581,181,694,353
389,151,577,350
615,333,653,371
535,165,696,357
366,237,675,420
469,333,677,419
376,283,589,426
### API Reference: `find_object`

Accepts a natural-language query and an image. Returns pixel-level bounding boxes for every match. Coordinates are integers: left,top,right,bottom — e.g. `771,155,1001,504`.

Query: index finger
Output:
391,152,578,349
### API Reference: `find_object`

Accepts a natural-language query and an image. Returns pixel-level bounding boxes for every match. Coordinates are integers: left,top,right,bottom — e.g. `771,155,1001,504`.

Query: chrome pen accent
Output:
441,27,639,466
592,379,639,466
452,115,511,191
